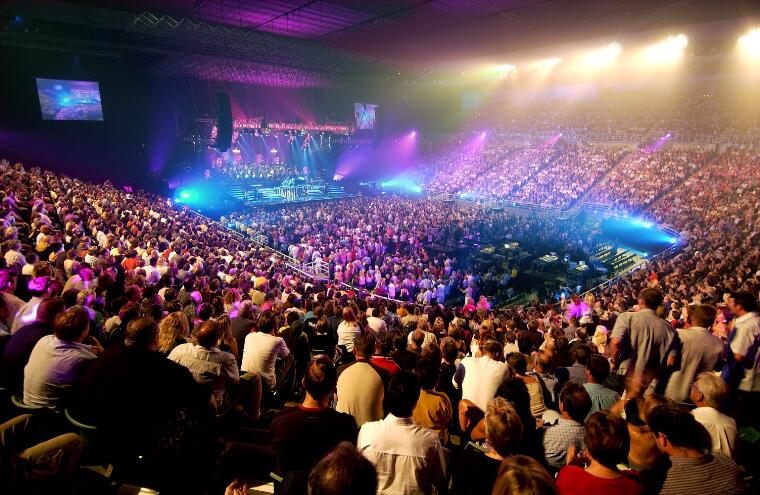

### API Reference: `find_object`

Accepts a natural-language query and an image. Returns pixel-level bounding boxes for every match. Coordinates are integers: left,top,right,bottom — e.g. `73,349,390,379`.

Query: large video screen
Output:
36,78,103,121
354,103,377,130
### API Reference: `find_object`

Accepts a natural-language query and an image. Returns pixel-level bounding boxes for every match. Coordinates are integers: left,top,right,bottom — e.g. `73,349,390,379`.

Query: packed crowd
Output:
224,195,596,304
420,135,716,212
583,149,713,210
478,92,760,137
1,139,760,495
509,145,624,208
417,141,558,201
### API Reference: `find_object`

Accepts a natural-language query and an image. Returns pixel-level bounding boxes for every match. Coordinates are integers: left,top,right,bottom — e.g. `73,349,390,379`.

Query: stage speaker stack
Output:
214,92,232,152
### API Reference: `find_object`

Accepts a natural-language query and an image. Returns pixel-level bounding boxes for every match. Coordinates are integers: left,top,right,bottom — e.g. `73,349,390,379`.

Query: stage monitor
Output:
354,103,377,130
36,78,104,121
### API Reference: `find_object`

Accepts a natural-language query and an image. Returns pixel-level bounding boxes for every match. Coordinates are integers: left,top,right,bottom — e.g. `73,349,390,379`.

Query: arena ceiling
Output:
2,0,759,86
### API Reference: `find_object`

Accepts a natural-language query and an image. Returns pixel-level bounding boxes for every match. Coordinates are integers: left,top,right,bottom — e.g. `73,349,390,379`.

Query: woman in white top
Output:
337,306,362,352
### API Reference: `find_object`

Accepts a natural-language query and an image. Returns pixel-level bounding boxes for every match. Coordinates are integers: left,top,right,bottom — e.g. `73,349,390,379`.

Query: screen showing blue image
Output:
354,103,377,130
36,78,103,121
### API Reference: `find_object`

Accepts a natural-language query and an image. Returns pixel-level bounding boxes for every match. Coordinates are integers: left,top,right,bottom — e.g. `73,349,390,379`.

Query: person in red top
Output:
556,411,643,495
121,250,141,271
370,331,401,376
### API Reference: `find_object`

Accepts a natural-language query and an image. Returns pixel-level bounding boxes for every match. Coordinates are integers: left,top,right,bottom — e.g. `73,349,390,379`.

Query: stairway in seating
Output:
507,146,565,196
568,149,631,209
641,151,716,214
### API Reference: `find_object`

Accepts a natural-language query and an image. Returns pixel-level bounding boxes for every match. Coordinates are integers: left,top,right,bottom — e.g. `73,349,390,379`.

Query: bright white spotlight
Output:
585,42,622,66
492,64,517,78
739,28,760,57
645,34,688,63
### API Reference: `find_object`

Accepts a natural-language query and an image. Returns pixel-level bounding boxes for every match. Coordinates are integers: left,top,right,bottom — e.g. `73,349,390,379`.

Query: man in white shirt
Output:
453,340,510,412
358,371,448,494
727,291,760,423
3,240,26,272
691,372,739,459
241,311,291,391
24,306,101,408
406,320,437,348
144,256,161,285
366,307,388,334
169,320,239,408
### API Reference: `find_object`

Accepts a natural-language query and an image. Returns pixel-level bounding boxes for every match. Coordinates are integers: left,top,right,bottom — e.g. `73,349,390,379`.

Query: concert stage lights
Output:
585,42,622,66
644,34,688,63
739,28,760,57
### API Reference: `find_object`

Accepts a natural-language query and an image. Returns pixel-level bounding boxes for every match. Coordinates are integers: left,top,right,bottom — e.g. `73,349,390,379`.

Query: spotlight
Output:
481,131,487,138
410,131,417,137
645,34,688,63
739,28,760,57
585,42,622,66
492,64,516,79
530,57,562,69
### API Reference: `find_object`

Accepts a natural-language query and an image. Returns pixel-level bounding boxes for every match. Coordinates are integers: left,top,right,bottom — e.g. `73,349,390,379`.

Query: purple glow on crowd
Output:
645,132,673,153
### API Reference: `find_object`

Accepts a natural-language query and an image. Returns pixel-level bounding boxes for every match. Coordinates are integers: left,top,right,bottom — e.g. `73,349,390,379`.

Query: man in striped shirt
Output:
648,404,746,495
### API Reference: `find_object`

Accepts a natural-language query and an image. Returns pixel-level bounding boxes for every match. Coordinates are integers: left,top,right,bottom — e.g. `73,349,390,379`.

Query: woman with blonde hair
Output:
157,311,192,356
591,326,609,356
337,306,362,352
216,314,239,359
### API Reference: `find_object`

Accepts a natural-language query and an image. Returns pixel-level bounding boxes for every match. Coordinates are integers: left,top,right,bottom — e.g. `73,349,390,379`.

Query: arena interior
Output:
1,1,760,494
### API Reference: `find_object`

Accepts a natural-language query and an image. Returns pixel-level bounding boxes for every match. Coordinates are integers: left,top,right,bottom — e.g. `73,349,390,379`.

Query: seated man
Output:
0,414,83,492
80,317,213,492
690,372,739,459
241,311,292,392
649,404,746,495
230,300,257,361
583,353,620,415
336,333,387,426
358,371,448,494
562,344,592,385
0,297,65,395
307,442,378,495
169,320,239,411
542,382,592,469
23,306,101,409
270,356,358,492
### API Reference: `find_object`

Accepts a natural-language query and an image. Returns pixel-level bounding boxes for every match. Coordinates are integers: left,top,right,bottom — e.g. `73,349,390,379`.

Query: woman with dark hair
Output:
556,411,643,495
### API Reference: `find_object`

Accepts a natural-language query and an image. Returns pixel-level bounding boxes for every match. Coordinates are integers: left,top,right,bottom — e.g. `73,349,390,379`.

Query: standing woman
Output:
337,307,362,353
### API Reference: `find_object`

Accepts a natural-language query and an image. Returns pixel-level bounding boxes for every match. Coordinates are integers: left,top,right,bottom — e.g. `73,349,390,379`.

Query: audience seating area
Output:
1,127,760,495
